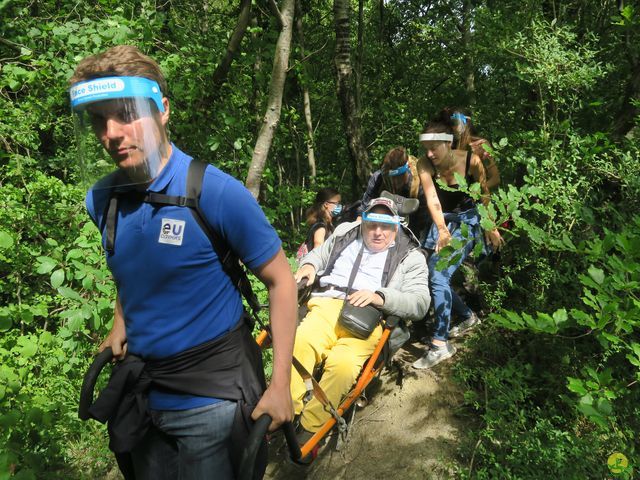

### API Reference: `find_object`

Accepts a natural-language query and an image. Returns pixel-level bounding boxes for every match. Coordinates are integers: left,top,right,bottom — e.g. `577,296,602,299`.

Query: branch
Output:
555,329,593,339
0,36,23,52
366,124,401,149
286,40,328,72
269,0,284,29
430,76,450,93
211,0,252,88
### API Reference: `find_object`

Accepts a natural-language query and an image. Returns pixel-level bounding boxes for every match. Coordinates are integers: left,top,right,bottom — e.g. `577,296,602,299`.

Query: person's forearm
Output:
421,174,447,230
427,199,446,230
267,278,297,388
113,293,125,335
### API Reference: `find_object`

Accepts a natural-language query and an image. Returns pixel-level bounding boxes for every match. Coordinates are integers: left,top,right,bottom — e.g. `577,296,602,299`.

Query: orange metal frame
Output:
256,325,392,461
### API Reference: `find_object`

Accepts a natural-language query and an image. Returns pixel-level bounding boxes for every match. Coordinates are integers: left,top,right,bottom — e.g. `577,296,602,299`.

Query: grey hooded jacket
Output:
300,220,430,321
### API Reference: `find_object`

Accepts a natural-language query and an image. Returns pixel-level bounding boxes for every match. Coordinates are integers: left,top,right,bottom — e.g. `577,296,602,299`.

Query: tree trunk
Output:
245,0,295,199
211,0,252,89
295,0,317,179
334,0,370,192
613,61,640,136
250,16,263,133
613,0,640,136
378,0,384,41
355,0,364,112
461,0,476,108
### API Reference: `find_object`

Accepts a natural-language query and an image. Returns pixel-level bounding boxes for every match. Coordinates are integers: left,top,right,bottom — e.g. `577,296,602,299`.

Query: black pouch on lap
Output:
337,242,383,340
338,303,383,339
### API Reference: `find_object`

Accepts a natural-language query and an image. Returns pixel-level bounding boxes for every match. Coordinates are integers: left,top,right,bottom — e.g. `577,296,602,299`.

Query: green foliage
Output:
453,134,640,477
505,20,607,131
2,0,640,477
491,218,640,428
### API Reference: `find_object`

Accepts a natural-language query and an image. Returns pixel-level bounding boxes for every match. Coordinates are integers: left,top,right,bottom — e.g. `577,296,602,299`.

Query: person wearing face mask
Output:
296,188,343,263
292,198,430,458
412,118,504,370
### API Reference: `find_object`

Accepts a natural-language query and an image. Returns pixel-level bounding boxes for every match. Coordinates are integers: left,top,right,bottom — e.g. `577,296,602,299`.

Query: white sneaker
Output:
412,343,457,369
449,312,481,338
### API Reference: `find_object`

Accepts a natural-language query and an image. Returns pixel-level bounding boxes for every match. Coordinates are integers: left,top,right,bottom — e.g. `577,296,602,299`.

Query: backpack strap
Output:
101,160,263,320
465,149,472,176
104,195,119,253
183,160,263,319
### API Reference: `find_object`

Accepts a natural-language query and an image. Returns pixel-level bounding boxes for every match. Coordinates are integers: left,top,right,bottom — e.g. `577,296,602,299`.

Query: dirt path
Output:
264,337,467,480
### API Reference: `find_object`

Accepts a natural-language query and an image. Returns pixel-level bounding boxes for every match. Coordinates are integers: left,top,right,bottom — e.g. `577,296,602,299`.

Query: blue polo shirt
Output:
86,145,281,410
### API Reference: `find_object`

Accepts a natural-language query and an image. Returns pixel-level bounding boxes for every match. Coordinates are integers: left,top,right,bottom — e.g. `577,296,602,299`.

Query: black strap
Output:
189,162,264,320
380,243,394,287
105,195,119,253
341,241,366,309
183,160,263,320
102,160,263,323
143,192,198,208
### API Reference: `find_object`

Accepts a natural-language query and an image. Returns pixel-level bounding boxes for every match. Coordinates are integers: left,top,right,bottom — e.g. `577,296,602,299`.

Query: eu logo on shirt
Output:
159,218,186,246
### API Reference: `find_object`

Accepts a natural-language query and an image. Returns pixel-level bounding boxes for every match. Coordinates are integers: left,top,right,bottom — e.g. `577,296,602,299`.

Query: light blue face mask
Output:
331,204,343,216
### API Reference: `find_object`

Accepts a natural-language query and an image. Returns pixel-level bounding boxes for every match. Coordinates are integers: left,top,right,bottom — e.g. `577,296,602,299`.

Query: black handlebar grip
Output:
238,414,272,480
282,421,302,461
78,347,113,420
237,415,302,480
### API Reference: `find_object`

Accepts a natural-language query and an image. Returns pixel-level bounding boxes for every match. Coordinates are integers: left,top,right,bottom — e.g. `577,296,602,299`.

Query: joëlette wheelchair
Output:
256,190,420,464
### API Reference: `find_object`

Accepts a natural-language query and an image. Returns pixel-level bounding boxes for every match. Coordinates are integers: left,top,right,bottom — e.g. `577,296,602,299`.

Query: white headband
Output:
419,133,454,142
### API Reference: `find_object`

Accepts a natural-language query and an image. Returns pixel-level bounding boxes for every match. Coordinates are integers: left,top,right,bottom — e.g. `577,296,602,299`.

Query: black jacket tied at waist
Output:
87,317,266,456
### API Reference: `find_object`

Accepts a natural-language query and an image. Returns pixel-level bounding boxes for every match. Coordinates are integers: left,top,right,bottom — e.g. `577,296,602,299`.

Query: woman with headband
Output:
439,107,500,190
360,147,429,237
412,120,503,370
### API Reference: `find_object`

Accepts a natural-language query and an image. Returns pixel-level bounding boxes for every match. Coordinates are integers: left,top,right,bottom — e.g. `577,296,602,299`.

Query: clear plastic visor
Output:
70,78,169,190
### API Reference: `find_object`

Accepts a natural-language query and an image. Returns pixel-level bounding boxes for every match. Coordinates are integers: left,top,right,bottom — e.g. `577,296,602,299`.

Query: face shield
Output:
361,211,399,252
387,162,409,177
70,76,169,189
450,112,469,136
385,161,410,193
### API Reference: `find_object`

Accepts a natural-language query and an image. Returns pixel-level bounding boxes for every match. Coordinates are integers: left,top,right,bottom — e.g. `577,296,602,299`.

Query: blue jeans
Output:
131,400,237,480
428,237,475,342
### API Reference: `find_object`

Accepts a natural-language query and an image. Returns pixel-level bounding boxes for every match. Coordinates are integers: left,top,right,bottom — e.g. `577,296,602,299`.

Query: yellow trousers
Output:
290,297,382,432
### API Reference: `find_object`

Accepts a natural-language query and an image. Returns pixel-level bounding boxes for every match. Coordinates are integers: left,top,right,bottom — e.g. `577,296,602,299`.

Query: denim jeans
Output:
131,399,237,480
428,236,475,342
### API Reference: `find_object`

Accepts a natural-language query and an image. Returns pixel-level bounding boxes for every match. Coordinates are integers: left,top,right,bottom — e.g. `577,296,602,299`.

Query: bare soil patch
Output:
265,337,468,480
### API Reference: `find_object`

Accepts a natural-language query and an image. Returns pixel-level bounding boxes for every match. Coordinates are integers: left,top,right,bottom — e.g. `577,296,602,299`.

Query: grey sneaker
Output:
449,312,481,338
412,342,457,369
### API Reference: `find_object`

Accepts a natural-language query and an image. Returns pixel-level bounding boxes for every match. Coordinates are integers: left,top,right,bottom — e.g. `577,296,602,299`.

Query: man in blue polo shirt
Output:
70,45,297,479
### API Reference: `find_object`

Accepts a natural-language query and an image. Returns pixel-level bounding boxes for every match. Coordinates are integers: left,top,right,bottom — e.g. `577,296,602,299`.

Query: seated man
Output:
292,197,430,440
